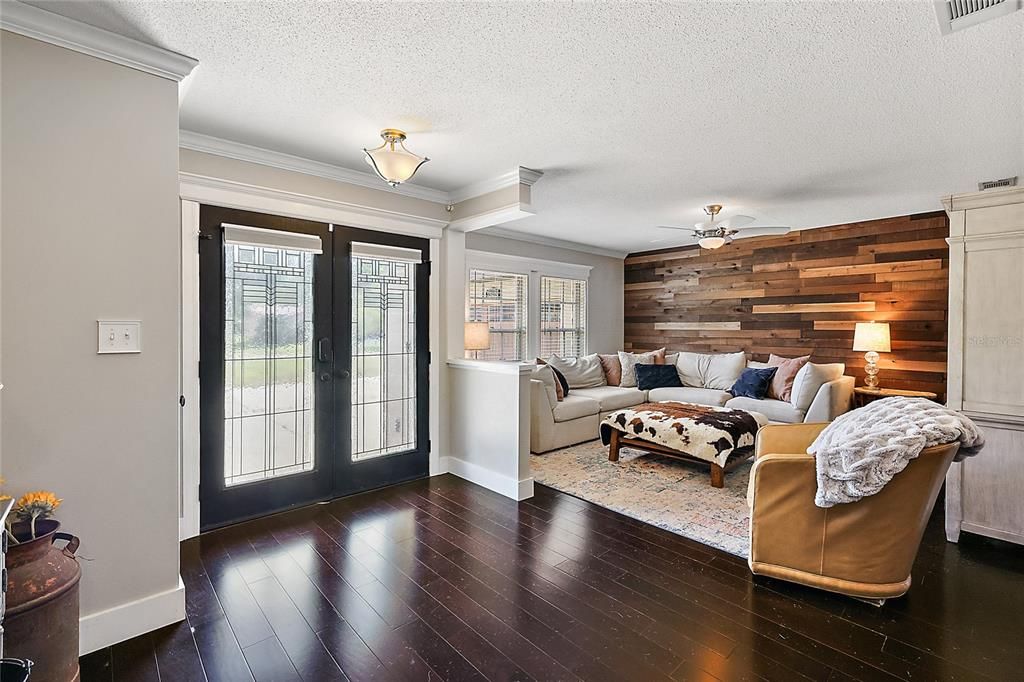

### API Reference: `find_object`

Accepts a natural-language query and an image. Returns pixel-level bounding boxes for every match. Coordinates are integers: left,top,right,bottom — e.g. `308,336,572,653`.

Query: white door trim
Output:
178,180,442,539
179,200,201,540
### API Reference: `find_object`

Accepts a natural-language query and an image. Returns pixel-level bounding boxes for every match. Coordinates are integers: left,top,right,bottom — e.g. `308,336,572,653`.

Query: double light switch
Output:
97,320,142,354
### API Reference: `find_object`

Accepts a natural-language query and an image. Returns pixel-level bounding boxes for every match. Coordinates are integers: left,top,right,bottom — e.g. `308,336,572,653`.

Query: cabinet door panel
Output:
961,244,1024,416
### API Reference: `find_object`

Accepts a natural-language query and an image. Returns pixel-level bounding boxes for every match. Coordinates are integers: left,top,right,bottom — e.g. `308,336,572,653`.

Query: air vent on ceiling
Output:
935,0,1021,34
978,176,1018,191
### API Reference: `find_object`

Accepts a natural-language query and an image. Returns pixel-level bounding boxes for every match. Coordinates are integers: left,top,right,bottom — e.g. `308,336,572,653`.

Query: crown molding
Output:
0,1,197,81
448,167,544,204
941,185,1024,212
482,227,627,259
179,130,451,204
179,172,447,239
180,131,548,210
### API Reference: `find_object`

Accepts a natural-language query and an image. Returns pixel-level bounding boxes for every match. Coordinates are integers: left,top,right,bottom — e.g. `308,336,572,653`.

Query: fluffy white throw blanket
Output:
808,397,985,508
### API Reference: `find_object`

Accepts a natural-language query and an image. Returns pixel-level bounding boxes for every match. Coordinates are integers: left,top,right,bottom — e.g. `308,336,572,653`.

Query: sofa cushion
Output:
725,396,805,424
767,353,810,402
729,367,778,399
573,386,647,411
635,363,683,390
552,394,601,422
546,353,606,389
791,362,845,411
675,351,747,390
617,349,664,387
647,386,732,406
531,364,560,405
597,353,622,386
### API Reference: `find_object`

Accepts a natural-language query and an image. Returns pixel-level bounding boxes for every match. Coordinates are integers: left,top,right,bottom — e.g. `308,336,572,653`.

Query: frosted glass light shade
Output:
853,322,891,352
363,129,429,187
698,236,727,250
464,322,491,351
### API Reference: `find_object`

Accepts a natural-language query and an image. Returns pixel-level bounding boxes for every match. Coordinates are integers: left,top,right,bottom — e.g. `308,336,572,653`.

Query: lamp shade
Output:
464,322,491,351
363,129,429,187
698,236,727,250
853,322,891,352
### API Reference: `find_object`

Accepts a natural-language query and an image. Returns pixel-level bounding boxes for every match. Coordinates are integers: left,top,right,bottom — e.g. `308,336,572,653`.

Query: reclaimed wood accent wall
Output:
624,212,949,398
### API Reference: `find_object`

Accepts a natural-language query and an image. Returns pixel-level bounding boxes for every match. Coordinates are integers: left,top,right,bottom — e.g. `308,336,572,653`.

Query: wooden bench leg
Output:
608,429,621,462
710,463,724,488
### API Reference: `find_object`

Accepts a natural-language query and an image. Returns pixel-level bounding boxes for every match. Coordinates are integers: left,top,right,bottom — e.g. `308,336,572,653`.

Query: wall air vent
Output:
978,176,1018,191
935,0,1021,34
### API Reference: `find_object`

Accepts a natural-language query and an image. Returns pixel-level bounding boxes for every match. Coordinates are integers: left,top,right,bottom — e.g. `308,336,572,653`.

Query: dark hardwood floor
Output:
80,475,1023,681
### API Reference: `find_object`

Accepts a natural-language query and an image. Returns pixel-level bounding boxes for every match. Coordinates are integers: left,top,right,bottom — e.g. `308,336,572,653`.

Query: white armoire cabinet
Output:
943,186,1024,545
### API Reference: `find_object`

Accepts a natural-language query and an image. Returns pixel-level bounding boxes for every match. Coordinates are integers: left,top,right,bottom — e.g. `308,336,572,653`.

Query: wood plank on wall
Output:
624,212,950,399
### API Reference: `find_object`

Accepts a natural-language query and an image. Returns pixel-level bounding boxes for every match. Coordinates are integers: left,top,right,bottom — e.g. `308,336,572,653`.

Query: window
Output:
466,269,528,360
540,276,587,357
465,251,591,360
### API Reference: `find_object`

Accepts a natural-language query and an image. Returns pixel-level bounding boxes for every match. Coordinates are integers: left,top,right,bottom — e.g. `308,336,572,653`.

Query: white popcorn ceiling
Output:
35,1,1023,253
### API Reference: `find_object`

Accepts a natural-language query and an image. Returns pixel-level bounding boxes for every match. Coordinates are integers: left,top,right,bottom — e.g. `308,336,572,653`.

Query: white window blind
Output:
466,269,528,360
540,276,587,357
222,223,322,254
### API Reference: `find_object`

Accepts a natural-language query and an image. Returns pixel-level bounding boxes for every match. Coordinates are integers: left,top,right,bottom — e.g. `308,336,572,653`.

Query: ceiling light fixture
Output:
363,128,429,188
657,204,791,249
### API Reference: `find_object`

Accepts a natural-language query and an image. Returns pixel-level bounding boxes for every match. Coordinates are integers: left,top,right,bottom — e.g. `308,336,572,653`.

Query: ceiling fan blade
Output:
732,226,792,239
656,225,697,232
693,220,714,230
718,214,755,229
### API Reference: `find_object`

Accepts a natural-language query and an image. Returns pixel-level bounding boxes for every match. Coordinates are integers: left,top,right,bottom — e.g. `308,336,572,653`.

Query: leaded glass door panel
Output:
331,230,429,498
200,207,335,530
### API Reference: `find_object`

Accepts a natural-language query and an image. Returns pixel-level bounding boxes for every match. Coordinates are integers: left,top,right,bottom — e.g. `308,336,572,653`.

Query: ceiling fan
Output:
658,204,791,249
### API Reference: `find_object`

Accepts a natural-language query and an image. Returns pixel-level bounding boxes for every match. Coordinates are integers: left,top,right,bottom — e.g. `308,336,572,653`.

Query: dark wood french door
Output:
198,205,429,530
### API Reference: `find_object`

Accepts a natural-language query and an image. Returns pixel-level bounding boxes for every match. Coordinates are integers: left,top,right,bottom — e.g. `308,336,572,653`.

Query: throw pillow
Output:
674,351,747,390
617,350,662,387
549,364,570,398
729,367,778,399
635,363,683,391
790,362,845,411
598,354,622,386
767,354,810,402
546,354,606,389
531,364,560,404
534,359,565,400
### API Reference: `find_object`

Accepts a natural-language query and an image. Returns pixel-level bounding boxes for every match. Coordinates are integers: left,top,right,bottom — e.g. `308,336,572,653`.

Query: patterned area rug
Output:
531,439,751,557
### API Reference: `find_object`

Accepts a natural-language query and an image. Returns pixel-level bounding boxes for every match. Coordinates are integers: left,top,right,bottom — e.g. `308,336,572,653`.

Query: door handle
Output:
317,337,332,363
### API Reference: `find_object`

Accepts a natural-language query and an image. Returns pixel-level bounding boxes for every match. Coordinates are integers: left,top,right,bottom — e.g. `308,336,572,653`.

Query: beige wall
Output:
1,31,182,628
465,232,625,354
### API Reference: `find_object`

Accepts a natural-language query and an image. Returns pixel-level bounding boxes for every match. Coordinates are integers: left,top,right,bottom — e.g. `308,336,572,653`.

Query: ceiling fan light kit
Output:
657,204,792,250
363,128,429,188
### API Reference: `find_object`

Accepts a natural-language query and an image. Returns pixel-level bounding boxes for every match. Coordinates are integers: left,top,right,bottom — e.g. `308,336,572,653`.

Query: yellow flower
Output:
15,490,62,515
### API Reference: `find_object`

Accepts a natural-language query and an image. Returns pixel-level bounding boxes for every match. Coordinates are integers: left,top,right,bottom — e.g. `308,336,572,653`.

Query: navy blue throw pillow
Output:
635,363,683,391
729,367,778,399
549,364,570,397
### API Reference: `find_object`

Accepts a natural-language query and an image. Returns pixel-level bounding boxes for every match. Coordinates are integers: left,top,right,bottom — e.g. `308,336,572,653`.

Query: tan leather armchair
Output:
748,423,959,601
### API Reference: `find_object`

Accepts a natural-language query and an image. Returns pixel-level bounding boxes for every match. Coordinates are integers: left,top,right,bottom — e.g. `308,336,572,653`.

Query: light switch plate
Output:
97,320,142,354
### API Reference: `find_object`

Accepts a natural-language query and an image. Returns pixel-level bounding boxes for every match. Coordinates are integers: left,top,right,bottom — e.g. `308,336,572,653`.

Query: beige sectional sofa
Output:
530,353,855,454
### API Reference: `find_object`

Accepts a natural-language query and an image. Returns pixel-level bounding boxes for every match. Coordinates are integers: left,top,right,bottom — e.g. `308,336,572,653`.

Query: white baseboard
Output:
79,575,186,655
439,456,534,501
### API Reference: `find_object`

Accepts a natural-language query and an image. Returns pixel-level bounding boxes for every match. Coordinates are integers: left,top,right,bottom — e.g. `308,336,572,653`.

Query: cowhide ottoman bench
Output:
600,401,768,488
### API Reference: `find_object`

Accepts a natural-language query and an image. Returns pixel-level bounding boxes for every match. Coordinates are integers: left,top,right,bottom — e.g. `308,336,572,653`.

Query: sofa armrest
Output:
755,423,828,457
804,375,854,423
530,379,555,453
748,453,825,575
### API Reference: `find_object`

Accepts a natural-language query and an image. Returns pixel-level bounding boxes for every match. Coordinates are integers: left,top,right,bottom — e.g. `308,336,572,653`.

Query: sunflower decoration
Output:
15,490,63,539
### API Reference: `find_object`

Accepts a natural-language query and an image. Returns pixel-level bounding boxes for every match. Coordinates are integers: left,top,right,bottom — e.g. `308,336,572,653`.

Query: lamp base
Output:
864,350,880,389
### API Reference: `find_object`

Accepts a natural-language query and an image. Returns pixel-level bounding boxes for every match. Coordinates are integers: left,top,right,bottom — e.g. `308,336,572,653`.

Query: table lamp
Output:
464,322,491,359
853,322,891,389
